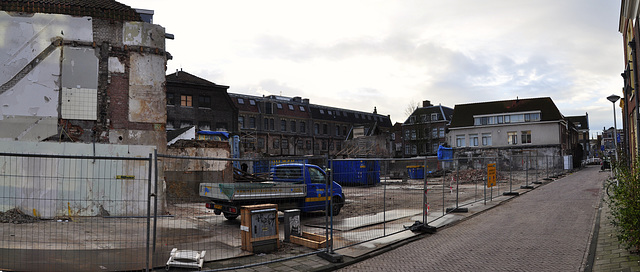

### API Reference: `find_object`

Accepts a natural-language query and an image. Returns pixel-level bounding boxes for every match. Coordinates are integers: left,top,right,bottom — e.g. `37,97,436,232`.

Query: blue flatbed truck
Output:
199,163,345,220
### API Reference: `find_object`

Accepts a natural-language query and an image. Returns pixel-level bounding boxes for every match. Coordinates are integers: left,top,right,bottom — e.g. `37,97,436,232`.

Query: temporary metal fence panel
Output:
0,152,152,272
327,157,427,250
155,154,329,271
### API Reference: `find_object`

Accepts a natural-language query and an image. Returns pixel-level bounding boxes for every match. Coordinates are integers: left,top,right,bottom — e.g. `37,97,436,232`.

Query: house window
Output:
439,127,445,138
482,133,492,146
432,143,439,152
508,131,518,145
306,140,312,150
258,138,265,148
180,120,192,128
411,129,416,140
249,117,256,129
521,130,532,144
432,128,438,138
265,102,273,114
300,122,306,133
198,96,211,108
167,93,175,105
215,122,227,130
237,98,244,104
198,121,211,131
431,113,438,121
180,95,192,107
238,116,245,129
315,123,320,135
405,145,411,155
270,119,275,130
421,115,427,123
410,116,416,124
281,120,287,131
263,118,269,130
328,110,332,115
273,139,280,149
335,125,340,136
504,115,510,123
510,114,524,123
343,126,347,136
470,134,479,146
290,121,296,132
322,141,327,150
282,139,288,149
323,124,328,134
412,144,417,155
525,113,540,122
336,142,342,151
497,116,503,124
456,135,466,147
405,130,410,139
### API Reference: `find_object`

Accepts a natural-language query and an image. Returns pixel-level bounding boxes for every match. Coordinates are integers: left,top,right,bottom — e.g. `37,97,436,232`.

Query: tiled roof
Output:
166,71,229,89
0,0,142,21
565,115,589,130
449,97,563,128
166,125,193,143
404,105,454,123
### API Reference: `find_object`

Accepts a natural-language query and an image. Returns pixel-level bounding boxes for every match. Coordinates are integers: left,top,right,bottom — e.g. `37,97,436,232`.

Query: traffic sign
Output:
487,163,496,188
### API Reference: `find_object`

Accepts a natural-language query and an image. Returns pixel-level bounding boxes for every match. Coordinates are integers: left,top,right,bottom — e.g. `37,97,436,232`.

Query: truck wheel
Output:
223,213,238,220
331,197,343,216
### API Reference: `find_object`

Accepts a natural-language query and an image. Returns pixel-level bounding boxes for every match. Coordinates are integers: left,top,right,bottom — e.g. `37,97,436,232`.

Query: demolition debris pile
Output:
0,208,38,224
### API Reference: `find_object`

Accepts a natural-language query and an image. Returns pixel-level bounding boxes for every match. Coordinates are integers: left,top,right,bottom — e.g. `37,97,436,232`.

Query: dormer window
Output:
238,98,244,104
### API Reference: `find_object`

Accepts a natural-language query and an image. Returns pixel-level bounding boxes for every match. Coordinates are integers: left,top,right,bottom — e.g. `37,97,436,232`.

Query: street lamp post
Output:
607,94,621,163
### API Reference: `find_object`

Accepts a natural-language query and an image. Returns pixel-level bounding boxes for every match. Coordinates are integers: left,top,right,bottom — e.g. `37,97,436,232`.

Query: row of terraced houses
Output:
166,70,590,162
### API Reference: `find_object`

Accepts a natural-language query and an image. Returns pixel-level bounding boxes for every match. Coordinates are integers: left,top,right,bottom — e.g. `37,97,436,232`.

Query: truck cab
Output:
272,163,345,214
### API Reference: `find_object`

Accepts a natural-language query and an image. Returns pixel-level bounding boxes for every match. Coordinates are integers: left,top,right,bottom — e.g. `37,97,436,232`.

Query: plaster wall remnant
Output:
0,12,93,142
123,21,165,48
128,53,166,123
0,12,92,86
108,57,125,73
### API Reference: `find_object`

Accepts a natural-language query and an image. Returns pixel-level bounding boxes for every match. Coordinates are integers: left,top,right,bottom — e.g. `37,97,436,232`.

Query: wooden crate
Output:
290,232,330,249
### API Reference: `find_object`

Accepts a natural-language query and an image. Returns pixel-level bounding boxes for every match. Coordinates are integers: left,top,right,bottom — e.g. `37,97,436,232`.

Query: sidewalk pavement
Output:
591,194,640,271
212,165,639,272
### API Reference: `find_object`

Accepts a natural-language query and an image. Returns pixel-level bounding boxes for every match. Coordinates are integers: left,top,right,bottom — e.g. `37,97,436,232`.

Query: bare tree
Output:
404,100,420,118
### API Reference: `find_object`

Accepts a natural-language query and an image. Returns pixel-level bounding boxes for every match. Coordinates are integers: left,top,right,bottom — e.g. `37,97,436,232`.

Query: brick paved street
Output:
339,166,606,272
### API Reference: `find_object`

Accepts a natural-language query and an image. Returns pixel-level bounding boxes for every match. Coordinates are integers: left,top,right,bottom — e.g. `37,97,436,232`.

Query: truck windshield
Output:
308,167,326,184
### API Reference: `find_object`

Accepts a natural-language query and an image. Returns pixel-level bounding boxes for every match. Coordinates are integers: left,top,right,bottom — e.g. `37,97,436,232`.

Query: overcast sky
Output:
120,0,623,137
